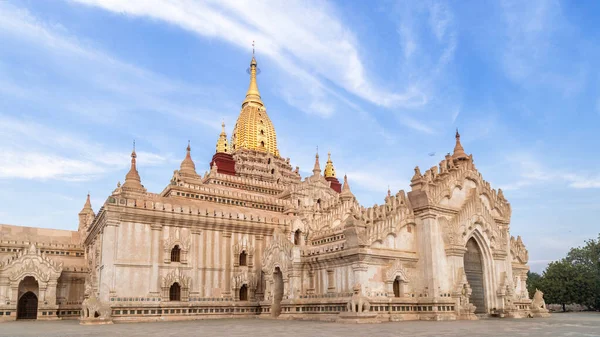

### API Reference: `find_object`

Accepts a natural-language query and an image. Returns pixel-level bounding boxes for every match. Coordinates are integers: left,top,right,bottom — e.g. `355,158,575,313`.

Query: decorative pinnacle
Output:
252,40,255,56
187,140,191,151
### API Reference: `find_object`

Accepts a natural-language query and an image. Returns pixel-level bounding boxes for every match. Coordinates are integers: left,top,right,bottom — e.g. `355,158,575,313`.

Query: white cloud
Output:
0,1,221,131
70,0,429,111
0,115,167,181
500,153,600,190
398,115,435,134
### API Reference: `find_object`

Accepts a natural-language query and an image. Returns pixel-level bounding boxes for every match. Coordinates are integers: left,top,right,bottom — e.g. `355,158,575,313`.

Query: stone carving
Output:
163,228,191,263
529,289,550,317
385,260,410,282
80,292,112,324
261,228,293,277
347,284,370,313
510,236,529,264
233,269,257,289
161,268,191,289
531,289,546,310
452,268,476,320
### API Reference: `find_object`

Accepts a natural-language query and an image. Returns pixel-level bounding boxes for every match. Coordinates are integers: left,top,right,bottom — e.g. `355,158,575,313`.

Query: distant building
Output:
0,52,545,323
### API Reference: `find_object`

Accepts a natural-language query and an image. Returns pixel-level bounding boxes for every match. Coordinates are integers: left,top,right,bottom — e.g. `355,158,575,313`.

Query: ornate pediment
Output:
0,243,63,283
160,267,191,288
232,269,257,289
233,236,255,256
163,228,191,252
385,259,410,282
261,228,293,276
510,235,529,264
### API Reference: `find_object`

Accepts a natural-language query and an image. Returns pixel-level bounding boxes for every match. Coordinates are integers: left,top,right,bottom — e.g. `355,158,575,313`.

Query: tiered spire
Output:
452,129,468,160
324,152,336,178
312,150,321,176
78,193,95,231
122,141,145,192
82,193,92,211
340,174,354,200
231,43,279,157
216,122,229,153
180,141,199,177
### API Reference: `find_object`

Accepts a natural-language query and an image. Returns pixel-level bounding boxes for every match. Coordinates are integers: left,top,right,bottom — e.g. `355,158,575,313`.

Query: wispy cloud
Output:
500,153,600,190
0,1,221,131
70,0,433,114
500,0,587,95
0,115,167,181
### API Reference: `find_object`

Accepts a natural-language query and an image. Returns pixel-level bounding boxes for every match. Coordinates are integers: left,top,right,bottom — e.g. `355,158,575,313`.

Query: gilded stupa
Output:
231,50,280,157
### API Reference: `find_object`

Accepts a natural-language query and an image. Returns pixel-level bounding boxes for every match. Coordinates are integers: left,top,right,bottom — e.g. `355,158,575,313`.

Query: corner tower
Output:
231,48,280,157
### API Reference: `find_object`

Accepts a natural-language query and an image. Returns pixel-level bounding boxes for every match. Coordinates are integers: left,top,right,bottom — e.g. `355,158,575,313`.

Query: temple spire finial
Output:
341,174,354,200
452,128,468,160
243,41,262,107
180,140,198,178
122,140,145,192
324,151,336,178
312,148,321,176
216,122,229,154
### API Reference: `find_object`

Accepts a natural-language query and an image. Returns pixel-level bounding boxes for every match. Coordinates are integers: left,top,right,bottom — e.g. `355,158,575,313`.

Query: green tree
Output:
526,271,542,299
538,260,580,312
565,235,600,310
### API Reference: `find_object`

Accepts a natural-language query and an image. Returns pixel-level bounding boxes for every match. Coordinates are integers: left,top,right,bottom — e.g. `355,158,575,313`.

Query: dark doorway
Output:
294,230,301,246
239,285,248,301
17,292,38,320
393,278,404,298
272,267,284,317
170,282,181,301
464,238,486,313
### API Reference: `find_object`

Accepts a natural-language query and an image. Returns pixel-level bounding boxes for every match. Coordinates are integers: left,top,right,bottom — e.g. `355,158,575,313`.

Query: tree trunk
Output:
562,303,566,312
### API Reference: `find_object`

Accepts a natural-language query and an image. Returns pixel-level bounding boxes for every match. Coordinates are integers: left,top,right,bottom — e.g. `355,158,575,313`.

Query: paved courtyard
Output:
1,313,599,337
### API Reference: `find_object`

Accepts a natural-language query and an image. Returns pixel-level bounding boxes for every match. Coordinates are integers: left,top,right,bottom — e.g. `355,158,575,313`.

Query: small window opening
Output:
239,251,247,266
294,229,301,246
171,245,181,262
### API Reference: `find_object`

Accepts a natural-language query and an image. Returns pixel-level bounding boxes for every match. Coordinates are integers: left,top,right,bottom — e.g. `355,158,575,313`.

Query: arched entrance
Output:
239,285,248,301
393,277,404,298
17,276,39,320
169,282,181,301
271,267,284,317
464,238,486,313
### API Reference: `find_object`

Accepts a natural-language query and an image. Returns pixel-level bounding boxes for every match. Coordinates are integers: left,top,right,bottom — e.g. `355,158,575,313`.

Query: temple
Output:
0,52,547,323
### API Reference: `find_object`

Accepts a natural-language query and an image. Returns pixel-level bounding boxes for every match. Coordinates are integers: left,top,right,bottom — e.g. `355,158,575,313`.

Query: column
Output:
222,232,232,297
150,224,162,295
100,219,119,302
191,227,202,296
417,212,442,297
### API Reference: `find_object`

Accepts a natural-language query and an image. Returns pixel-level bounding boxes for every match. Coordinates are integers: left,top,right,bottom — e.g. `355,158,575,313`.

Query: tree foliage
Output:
527,234,600,311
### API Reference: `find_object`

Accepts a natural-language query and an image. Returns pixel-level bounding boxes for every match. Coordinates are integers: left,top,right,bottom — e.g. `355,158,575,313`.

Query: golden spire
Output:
180,140,198,177
122,141,145,191
231,44,279,157
312,149,321,176
216,122,229,153
324,152,336,178
452,129,468,160
242,41,263,108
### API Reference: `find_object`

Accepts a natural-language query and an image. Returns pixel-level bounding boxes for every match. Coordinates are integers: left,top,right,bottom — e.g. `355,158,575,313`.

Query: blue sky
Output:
0,0,599,272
